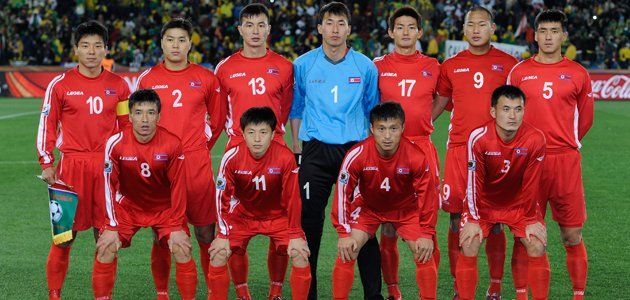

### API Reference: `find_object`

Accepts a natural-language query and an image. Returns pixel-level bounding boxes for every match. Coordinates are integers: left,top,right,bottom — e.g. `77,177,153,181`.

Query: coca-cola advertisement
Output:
590,72,629,101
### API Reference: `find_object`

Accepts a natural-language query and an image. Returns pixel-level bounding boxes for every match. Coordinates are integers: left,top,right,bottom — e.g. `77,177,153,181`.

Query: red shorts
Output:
183,148,216,226
349,201,426,241
225,133,286,150
108,203,190,248
540,149,586,227
57,152,105,231
227,216,290,254
462,207,541,239
409,137,441,208
442,145,467,213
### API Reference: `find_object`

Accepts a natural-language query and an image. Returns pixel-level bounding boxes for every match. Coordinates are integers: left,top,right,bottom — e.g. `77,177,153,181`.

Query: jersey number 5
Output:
542,82,553,99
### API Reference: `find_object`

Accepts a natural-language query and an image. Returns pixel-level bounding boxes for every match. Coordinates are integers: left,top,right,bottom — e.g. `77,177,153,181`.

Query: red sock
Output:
92,257,117,299
208,264,229,300
379,233,400,298
415,257,437,300
267,242,288,298
485,230,506,295
528,254,550,300
151,243,171,295
433,235,441,269
448,229,460,289
228,251,251,299
175,260,198,300
332,257,355,300
46,244,71,292
512,238,529,300
198,241,211,289
565,241,588,299
455,254,478,300
290,265,312,300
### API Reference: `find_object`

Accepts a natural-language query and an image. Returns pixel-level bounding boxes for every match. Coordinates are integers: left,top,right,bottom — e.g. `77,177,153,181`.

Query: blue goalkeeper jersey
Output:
289,46,379,145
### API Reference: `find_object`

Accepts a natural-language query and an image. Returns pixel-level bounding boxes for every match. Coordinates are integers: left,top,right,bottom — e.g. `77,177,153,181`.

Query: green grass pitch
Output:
1,98,629,299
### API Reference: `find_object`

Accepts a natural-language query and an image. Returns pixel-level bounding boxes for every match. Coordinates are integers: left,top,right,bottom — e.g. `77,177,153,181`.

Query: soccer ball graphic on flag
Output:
50,200,63,223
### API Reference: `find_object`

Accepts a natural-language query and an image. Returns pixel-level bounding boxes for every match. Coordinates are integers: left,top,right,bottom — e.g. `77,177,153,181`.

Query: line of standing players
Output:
36,2,593,300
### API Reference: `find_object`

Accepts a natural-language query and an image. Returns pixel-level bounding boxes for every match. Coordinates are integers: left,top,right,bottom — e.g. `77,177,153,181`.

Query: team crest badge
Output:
559,74,572,80
104,88,117,96
154,154,168,161
216,177,226,190
339,171,350,184
514,147,528,156
189,80,202,88
267,68,280,76
396,167,410,175
268,167,281,174
491,64,504,72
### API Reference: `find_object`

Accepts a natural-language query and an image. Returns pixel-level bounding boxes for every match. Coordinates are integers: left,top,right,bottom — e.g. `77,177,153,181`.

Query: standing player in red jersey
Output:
135,18,222,297
507,10,594,300
457,85,550,300
93,89,197,300
36,21,130,300
372,6,441,300
213,4,294,298
432,6,518,299
331,102,437,300
207,107,312,300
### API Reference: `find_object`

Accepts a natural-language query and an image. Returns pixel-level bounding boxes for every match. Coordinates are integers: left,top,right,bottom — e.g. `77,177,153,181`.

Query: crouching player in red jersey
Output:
456,85,550,300
207,107,312,300
331,102,438,300
93,89,197,300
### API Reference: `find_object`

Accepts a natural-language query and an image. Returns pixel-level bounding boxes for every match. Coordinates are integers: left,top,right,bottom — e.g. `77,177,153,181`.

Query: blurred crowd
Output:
0,0,628,69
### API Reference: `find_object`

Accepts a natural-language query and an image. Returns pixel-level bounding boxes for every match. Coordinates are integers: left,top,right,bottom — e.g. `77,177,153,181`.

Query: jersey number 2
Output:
172,89,183,107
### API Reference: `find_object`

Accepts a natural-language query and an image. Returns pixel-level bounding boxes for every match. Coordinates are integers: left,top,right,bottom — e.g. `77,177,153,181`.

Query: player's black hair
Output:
464,5,494,23
535,9,568,32
318,1,351,24
239,3,270,24
370,101,405,125
240,106,277,131
129,89,162,113
389,6,422,29
73,21,108,46
491,85,526,107
161,18,193,39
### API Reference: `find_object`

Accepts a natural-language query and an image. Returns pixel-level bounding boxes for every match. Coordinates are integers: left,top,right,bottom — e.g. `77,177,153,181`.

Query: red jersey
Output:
374,51,440,138
104,126,186,230
437,47,518,147
136,62,223,151
464,120,546,223
214,49,293,141
36,68,130,169
215,141,303,239
507,56,594,151
331,136,436,238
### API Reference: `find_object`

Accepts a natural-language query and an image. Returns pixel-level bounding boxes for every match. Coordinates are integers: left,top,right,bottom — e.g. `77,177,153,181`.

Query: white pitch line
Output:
0,111,40,120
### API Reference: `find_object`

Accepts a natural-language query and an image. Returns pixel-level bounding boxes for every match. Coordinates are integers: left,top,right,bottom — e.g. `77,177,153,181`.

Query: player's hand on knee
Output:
525,222,547,246
459,222,483,248
337,237,358,263
168,230,192,255
414,237,434,263
288,238,310,260
41,166,57,185
96,230,121,257
208,237,231,261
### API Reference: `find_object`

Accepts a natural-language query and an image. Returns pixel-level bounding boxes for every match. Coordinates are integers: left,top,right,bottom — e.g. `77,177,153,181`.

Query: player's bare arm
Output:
41,166,58,185
431,95,450,121
290,119,301,154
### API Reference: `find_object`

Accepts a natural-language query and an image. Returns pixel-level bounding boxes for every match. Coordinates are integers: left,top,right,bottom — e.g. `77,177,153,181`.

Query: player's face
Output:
129,102,160,139
317,13,351,48
535,22,567,55
74,34,107,69
463,11,495,47
491,96,524,133
388,16,422,49
370,118,404,157
238,14,271,49
243,122,274,159
161,28,191,64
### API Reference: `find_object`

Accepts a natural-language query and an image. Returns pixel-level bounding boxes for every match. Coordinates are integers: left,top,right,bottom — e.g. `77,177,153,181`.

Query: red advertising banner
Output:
1,70,628,101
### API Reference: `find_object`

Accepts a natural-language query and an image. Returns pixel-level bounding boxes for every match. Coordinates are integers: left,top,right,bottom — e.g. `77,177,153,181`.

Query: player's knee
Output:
210,249,229,267
526,241,546,257
291,253,309,268
194,224,215,244
96,243,118,263
560,228,582,245
460,241,481,257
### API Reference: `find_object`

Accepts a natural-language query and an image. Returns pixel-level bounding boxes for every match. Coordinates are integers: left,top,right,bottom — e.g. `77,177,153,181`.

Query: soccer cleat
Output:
386,296,401,300
270,296,282,300
485,290,501,300
452,292,460,300
48,289,61,300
